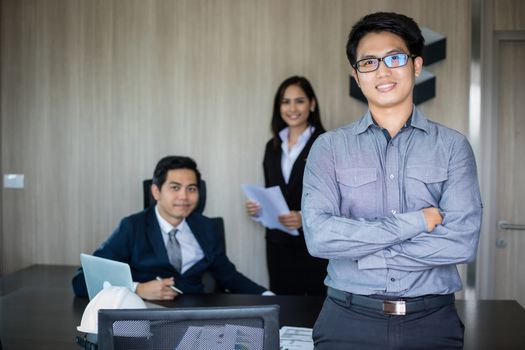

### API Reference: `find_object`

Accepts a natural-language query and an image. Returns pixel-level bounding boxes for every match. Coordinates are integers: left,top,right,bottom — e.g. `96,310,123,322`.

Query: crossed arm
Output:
302,135,482,272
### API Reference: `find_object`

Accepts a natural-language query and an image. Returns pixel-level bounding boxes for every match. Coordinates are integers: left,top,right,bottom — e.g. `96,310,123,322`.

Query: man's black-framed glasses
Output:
353,53,416,73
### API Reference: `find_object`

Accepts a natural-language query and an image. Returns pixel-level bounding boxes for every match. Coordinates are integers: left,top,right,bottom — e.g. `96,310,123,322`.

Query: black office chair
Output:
97,305,280,350
143,179,225,293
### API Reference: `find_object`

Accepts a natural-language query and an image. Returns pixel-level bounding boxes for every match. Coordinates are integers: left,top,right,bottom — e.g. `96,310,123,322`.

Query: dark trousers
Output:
266,239,327,296
313,295,464,350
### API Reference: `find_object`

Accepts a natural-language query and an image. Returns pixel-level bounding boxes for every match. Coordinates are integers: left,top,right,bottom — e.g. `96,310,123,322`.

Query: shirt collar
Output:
155,205,187,235
353,105,430,135
279,125,315,144
410,106,430,133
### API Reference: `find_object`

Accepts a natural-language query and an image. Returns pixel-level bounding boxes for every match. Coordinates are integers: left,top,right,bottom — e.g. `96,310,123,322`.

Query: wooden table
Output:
1,265,524,349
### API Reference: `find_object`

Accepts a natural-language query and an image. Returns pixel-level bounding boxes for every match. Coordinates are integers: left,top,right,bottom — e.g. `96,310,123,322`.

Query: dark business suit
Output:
72,207,266,297
263,127,327,295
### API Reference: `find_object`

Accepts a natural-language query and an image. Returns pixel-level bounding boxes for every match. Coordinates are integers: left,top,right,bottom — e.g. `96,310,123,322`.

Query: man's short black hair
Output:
152,156,201,189
346,12,424,67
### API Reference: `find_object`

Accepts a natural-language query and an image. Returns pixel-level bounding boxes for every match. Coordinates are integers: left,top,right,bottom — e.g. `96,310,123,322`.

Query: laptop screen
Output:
80,253,134,300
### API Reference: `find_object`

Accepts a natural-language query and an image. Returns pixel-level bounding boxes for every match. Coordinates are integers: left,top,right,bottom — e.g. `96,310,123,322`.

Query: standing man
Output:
73,156,268,300
302,12,482,349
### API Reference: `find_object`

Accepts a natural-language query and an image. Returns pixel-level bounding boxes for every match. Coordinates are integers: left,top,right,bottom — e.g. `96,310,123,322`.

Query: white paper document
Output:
241,184,299,236
279,326,314,350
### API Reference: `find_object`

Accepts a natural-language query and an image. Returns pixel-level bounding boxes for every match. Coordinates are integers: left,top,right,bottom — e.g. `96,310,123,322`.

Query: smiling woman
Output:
244,76,328,296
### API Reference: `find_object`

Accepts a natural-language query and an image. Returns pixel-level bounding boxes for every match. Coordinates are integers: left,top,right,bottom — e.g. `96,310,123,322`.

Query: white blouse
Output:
279,126,314,184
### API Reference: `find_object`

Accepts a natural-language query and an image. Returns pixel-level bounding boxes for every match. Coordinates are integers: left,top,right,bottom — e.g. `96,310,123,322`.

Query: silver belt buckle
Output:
383,300,406,315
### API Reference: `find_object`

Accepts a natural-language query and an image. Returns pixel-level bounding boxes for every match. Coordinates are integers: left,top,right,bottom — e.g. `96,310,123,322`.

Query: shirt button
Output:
390,278,396,282
391,210,397,215
389,174,395,180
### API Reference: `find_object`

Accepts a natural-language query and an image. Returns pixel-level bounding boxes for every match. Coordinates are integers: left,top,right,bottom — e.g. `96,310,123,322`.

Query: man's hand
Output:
278,211,302,230
246,200,261,217
422,207,443,232
136,277,178,300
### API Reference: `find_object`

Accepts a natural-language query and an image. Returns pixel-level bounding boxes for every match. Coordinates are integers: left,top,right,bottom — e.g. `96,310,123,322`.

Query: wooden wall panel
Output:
1,0,471,288
494,0,525,31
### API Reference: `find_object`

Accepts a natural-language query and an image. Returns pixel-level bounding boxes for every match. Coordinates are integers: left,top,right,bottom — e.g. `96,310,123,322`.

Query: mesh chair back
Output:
98,305,280,350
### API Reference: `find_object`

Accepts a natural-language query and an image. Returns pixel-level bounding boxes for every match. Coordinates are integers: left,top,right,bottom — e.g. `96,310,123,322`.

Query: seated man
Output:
73,155,269,300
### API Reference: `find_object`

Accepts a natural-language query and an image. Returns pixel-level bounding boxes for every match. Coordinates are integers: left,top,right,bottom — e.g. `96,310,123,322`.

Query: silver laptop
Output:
80,253,134,300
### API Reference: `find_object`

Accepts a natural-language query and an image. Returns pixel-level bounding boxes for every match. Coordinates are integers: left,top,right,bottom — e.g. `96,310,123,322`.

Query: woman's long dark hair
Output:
271,76,325,149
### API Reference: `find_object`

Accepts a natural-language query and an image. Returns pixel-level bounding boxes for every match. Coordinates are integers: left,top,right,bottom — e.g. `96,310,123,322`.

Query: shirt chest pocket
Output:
336,168,378,218
405,166,448,207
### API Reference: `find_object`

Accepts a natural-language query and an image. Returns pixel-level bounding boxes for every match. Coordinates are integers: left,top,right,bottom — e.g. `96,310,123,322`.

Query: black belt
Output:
327,287,455,316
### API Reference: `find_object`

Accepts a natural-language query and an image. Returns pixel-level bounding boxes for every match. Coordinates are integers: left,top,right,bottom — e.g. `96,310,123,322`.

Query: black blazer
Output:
72,207,266,296
263,127,324,244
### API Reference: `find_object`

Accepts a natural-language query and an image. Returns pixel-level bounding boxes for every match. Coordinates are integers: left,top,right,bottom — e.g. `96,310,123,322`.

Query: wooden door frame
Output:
0,0,3,276
477,1,525,298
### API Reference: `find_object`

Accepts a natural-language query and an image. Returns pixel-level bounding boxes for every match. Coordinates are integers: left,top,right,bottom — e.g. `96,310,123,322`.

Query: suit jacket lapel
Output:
186,214,214,262
268,139,287,187
145,207,171,265
287,127,321,188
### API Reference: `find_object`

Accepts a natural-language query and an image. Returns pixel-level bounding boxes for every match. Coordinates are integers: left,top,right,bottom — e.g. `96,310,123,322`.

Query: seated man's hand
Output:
136,277,178,301
278,211,302,230
422,207,443,232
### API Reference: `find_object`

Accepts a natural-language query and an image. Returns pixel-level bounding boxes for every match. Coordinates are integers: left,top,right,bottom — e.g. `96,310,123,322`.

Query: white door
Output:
493,38,525,307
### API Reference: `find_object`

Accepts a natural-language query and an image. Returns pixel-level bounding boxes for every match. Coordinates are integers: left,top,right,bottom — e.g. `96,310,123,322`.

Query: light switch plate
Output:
4,174,24,189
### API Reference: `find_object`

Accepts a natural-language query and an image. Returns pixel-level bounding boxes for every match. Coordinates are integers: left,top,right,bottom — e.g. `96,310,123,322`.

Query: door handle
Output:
497,220,525,231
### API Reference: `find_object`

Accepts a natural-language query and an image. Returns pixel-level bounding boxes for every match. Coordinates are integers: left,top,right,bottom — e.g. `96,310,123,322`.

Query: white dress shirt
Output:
155,205,204,274
279,126,314,184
